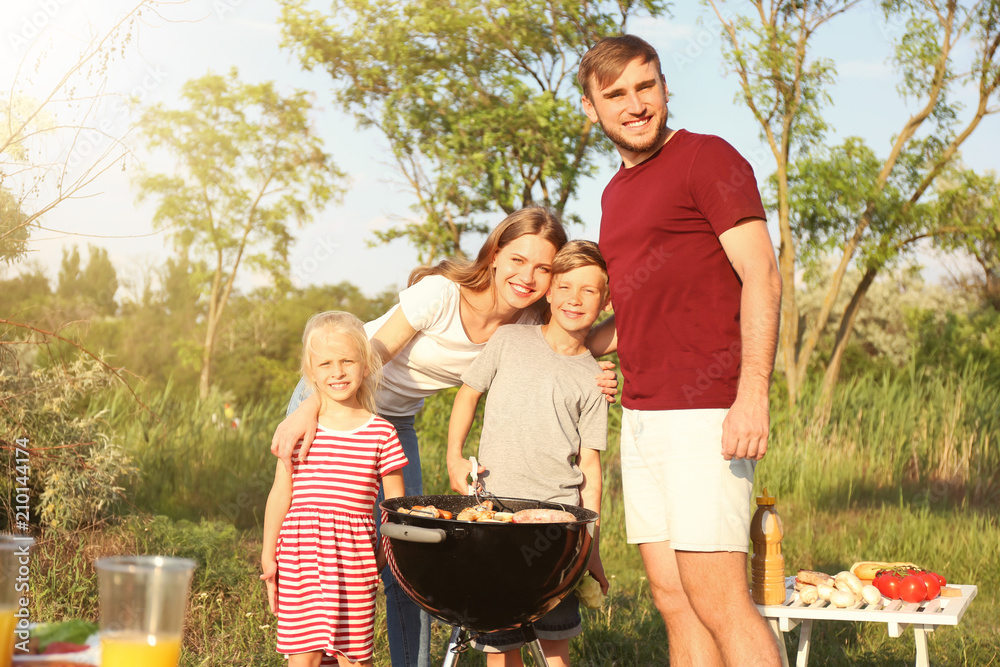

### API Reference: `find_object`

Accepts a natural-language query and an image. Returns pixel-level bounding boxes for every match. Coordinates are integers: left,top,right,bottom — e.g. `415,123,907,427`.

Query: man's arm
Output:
718,218,782,461
585,314,618,357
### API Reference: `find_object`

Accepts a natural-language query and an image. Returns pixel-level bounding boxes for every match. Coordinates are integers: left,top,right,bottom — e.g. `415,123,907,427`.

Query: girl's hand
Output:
270,401,319,468
596,360,618,404
260,560,278,614
447,456,485,495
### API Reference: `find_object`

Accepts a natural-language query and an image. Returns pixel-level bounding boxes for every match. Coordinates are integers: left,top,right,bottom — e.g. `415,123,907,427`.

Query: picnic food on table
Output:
871,566,949,602
796,564,952,606
794,569,835,588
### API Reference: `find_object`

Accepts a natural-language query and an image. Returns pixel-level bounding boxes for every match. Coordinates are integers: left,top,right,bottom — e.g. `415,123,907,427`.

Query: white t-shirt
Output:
365,275,540,417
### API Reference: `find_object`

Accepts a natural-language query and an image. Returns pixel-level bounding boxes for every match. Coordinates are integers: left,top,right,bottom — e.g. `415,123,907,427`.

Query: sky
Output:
2,0,997,299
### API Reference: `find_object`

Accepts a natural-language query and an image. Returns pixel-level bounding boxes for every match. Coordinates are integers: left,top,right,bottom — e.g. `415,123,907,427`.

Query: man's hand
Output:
597,360,618,404
721,391,769,461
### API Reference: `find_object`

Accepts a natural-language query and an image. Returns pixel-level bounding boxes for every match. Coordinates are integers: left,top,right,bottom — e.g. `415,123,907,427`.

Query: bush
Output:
1,355,138,530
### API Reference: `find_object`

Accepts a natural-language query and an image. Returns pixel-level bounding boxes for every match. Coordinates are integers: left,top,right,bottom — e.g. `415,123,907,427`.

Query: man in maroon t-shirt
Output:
579,35,782,666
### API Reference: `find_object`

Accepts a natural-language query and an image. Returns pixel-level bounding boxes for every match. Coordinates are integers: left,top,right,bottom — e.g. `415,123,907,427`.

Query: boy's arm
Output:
579,447,609,594
260,459,292,614
585,316,619,402
376,470,406,572
446,383,486,494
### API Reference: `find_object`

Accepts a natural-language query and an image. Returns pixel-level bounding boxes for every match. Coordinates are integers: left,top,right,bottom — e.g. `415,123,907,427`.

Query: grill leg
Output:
521,624,550,667
441,626,467,667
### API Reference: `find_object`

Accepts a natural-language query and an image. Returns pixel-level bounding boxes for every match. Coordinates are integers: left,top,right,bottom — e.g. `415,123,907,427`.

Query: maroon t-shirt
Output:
599,129,766,410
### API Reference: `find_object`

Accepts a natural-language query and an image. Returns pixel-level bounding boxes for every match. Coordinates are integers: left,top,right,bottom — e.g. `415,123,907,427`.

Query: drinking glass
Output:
95,555,196,667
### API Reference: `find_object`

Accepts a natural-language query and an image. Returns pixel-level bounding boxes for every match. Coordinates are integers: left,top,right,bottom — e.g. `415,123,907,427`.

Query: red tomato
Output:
899,575,928,603
43,642,90,654
918,571,941,599
876,572,901,599
931,571,947,587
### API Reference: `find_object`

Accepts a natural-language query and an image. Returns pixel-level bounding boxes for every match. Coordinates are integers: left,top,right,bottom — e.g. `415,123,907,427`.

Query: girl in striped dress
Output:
262,311,408,667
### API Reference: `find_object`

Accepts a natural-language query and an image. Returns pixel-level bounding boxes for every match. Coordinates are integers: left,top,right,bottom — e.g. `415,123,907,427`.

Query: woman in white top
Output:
271,207,615,667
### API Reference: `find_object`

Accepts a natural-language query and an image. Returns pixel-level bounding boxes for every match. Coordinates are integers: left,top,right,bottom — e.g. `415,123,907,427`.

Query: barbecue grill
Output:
380,494,599,666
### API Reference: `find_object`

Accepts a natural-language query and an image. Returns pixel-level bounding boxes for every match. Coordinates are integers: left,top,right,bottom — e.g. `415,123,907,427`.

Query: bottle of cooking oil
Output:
750,487,786,605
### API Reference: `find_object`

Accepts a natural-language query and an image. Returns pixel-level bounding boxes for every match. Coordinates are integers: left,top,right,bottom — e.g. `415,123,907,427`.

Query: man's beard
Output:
597,106,669,155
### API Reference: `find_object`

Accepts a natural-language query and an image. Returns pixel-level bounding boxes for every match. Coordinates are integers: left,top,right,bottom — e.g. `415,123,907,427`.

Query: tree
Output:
277,0,669,262
708,0,1000,412
1,2,167,261
931,169,1000,310
56,245,119,316
0,186,29,264
134,69,346,399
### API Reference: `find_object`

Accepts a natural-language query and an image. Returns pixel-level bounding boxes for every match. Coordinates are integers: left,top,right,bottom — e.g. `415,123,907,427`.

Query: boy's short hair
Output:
578,34,662,100
552,240,609,298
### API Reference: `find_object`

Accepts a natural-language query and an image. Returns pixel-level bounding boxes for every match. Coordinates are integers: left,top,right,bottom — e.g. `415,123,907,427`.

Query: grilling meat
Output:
511,509,577,523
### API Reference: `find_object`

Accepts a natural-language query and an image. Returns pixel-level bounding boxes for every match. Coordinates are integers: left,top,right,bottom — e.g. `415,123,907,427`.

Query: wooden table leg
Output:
914,626,930,667
767,618,790,667
795,619,814,667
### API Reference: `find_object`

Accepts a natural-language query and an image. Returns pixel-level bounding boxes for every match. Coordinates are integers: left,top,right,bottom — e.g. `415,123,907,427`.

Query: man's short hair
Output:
552,240,609,298
578,34,662,100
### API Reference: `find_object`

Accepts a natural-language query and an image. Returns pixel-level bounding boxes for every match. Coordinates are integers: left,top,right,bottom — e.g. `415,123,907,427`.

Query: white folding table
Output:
756,583,978,667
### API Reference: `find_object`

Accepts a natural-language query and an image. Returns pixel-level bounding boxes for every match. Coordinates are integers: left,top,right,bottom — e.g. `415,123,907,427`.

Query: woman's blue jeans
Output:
286,380,431,666
377,414,432,667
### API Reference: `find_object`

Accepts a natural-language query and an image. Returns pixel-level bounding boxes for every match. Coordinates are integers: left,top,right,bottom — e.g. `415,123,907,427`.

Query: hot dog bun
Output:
849,561,921,582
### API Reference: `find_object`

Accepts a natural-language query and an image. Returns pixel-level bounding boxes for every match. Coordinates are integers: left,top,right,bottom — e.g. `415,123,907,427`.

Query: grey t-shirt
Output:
461,324,608,506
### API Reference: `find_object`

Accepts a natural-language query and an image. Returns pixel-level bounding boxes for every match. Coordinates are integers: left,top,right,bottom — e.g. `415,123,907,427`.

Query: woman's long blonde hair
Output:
300,311,382,415
407,207,567,319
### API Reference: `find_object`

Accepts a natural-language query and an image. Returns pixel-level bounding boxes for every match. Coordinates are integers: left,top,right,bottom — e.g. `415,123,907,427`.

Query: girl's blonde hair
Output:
300,311,382,415
407,206,567,320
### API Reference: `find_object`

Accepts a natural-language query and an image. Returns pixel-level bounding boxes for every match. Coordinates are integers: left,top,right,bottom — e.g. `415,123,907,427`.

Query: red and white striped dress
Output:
276,416,407,663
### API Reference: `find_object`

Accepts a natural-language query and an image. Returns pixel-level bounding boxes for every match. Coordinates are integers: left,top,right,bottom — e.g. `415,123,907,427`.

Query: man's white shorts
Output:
620,407,755,552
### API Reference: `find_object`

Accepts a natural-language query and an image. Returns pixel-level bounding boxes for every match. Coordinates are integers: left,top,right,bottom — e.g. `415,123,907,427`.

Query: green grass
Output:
26,365,1000,666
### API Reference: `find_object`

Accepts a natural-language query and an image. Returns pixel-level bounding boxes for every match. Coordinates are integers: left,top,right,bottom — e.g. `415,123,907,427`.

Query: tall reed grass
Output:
760,359,999,508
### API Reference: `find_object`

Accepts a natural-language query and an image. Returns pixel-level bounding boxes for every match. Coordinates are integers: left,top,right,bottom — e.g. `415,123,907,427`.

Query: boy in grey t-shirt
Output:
447,240,612,666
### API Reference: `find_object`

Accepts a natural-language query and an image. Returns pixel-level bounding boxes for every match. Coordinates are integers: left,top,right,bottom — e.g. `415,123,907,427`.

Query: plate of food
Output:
13,620,100,666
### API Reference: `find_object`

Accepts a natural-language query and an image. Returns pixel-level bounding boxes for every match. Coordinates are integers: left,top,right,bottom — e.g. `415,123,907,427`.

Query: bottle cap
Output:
756,487,776,505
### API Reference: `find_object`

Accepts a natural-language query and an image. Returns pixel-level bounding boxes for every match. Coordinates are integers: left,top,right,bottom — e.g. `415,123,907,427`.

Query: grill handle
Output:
380,522,446,544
